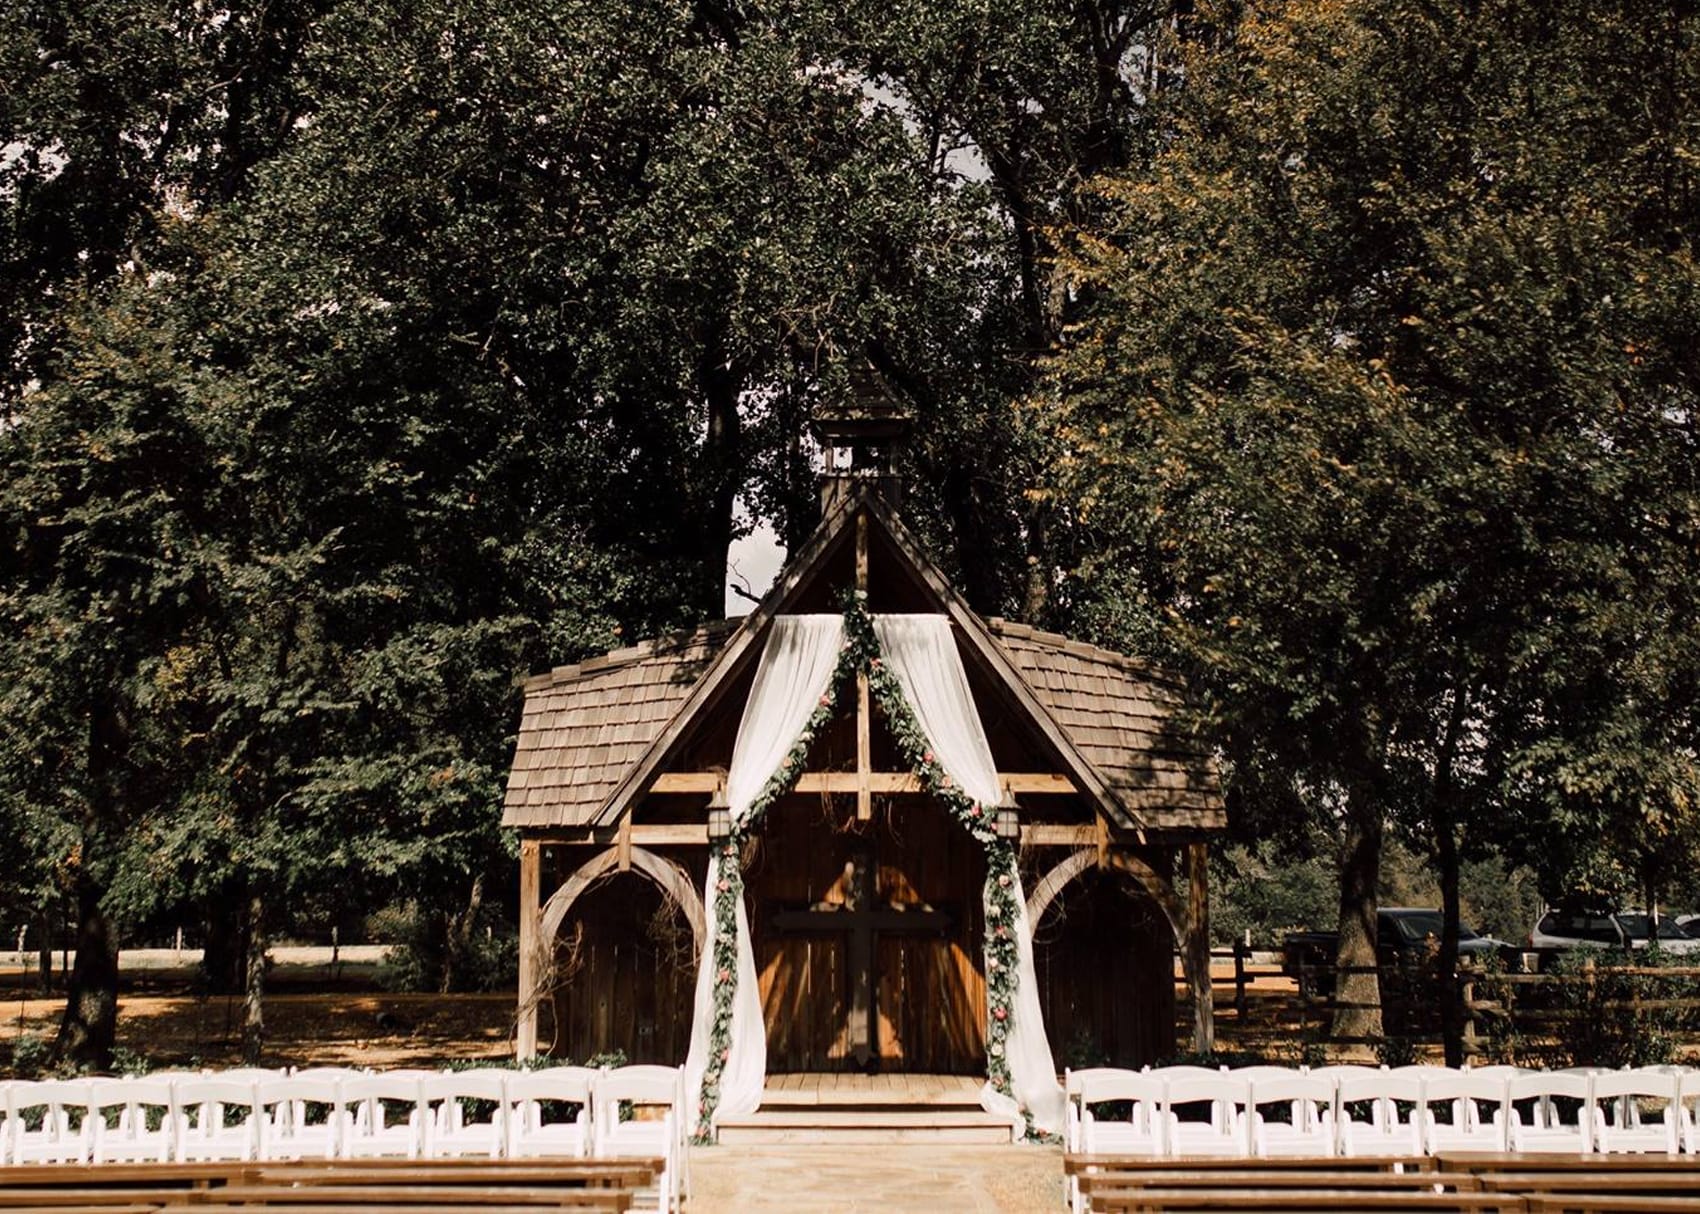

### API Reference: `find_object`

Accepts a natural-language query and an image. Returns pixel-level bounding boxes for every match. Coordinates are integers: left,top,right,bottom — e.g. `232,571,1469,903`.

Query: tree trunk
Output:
242,891,266,1065
36,909,54,995
442,872,487,995
1437,811,1464,1067
1330,805,1384,1047
201,891,246,995
698,330,744,617
53,874,120,1070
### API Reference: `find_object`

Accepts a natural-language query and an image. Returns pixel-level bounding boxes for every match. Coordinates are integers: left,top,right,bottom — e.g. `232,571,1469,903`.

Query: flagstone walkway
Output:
687,1143,1063,1212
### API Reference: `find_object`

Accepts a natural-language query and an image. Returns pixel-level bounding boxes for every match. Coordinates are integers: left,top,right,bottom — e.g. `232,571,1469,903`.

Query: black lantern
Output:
994,791,1020,841
706,788,732,842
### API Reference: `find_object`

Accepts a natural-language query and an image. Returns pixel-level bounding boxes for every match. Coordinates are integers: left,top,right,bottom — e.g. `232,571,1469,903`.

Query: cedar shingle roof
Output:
501,609,1224,834
502,623,731,829
984,619,1224,831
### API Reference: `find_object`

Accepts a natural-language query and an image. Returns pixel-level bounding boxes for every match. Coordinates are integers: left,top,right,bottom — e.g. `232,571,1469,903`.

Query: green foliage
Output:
1048,0,1700,1023
1211,839,1337,947
376,904,518,995
1539,949,1699,1070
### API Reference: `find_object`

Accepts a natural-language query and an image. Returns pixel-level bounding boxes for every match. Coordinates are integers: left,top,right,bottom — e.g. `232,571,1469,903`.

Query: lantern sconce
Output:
707,787,733,842
994,791,1021,842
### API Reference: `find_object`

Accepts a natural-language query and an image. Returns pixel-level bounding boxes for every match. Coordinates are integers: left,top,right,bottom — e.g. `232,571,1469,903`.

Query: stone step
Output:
715,1107,1015,1145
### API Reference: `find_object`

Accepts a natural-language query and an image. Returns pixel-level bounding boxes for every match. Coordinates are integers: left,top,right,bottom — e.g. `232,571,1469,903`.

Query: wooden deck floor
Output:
762,1072,983,1097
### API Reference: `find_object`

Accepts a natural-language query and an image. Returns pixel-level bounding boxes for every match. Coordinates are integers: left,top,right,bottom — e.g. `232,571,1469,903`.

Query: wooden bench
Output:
1068,1155,1435,1175
1522,1196,1700,1214
1085,1190,1528,1212
0,1159,657,1213
1079,1171,1490,1195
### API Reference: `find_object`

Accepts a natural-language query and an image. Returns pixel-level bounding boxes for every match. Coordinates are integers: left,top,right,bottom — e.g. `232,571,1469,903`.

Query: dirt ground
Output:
0,965,516,1071
0,955,1304,1074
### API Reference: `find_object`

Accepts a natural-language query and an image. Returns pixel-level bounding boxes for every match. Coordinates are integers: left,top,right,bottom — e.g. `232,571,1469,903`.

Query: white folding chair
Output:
339,1071,428,1159
420,1070,509,1159
1162,1071,1252,1157
87,1077,177,1164
1248,1071,1337,1157
1420,1070,1509,1154
174,1076,261,1162
1506,1070,1593,1154
1066,1069,1165,1214
7,1079,94,1164
594,1065,685,1214
506,1066,596,1159
256,1075,345,1160
1336,1070,1424,1157
1592,1069,1680,1155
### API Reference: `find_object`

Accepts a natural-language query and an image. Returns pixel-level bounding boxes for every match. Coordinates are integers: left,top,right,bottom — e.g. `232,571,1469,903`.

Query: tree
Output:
1048,0,1700,1056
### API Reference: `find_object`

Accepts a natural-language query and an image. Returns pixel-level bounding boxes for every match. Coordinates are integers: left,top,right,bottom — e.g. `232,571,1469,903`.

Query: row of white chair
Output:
0,1065,686,1212
1066,1064,1700,1214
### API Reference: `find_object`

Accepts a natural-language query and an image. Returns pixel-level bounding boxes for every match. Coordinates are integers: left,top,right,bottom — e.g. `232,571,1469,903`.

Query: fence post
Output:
1460,969,1477,1058
1234,937,1249,1018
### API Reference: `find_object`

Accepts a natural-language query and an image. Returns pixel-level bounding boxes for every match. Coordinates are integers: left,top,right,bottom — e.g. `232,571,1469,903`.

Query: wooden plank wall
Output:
550,871,697,1064
747,797,987,1073
1030,864,1176,1068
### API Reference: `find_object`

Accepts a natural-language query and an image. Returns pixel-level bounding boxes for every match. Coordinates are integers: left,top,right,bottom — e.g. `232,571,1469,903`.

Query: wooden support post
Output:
516,838,541,1060
856,510,871,821
616,817,633,873
1185,839,1215,1054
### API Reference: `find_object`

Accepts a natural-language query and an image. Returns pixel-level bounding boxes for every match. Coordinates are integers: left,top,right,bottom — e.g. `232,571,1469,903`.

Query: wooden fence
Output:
1276,957,1700,1060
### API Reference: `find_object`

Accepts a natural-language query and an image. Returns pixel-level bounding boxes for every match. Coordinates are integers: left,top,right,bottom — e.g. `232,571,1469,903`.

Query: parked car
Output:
1282,907,1519,988
1616,912,1700,955
1528,905,1700,968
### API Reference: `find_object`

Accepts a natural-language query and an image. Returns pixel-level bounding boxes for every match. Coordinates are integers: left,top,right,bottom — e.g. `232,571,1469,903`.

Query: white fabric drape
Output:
871,615,1001,807
684,614,845,1131
724,615,846,825
872,614,1065,1136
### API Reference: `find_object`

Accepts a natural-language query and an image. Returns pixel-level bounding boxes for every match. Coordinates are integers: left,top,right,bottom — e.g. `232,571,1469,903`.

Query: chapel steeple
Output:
811,359,911,515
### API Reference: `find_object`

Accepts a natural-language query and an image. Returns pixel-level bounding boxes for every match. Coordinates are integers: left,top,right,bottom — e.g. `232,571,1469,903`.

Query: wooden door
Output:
748,798,986,1073
551,871,696,1064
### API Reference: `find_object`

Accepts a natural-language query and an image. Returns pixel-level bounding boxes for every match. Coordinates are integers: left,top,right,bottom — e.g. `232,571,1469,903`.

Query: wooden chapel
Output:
501,401,1225,1078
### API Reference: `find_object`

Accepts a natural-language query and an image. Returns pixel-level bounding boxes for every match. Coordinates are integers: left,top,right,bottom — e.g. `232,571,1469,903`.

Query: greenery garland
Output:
693,591,1027,1141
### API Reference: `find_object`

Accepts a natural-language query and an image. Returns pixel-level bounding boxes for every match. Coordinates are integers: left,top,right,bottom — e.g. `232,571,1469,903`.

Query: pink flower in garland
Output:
998,873,1011,888
923,750,934,764
819,694,831,707
716,879,730,893
996,925,1010,939
994,1006,1008,1021
941,775,953,788
870,657,882,669
722,1048,731,1062
717,968,731,983
965,802,977,815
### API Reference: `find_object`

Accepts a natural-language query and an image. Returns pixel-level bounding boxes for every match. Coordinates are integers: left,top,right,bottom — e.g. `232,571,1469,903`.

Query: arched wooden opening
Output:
533,846,704,1064
1029,847,1183,1068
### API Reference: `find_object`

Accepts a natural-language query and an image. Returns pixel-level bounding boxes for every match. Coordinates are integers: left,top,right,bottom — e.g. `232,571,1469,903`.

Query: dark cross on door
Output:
772,846,951,1069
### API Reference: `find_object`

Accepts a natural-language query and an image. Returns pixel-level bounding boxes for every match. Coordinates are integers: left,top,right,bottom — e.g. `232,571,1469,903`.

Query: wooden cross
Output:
771,846,950,1069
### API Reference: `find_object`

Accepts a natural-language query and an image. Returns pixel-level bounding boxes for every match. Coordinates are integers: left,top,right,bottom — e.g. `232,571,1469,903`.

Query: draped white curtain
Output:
872,614,1066,1136
684,614,845,1129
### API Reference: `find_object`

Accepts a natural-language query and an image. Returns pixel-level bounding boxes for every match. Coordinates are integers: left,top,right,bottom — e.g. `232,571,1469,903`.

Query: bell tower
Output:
811,359,912,514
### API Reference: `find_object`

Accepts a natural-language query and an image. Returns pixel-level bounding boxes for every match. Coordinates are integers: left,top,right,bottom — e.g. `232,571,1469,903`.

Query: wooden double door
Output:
746,800,987,1073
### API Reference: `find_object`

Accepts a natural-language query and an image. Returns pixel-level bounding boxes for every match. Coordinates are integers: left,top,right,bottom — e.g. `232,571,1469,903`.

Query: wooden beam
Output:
616,817,632,872
538,824,710,846
1186,839,1215,1053
856,510,871,822
1020,824,1097,847
516,839,541,1060
649,771,1076,795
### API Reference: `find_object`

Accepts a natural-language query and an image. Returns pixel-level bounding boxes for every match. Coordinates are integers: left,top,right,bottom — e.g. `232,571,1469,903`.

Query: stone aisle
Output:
687,1143,1064,1212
